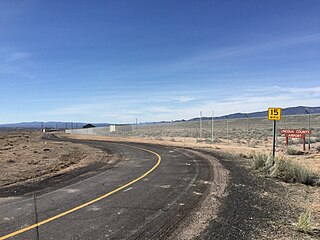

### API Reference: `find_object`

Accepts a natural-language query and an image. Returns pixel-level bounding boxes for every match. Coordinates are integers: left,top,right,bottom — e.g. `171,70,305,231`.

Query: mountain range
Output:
1,106,319,129
0,122,109,129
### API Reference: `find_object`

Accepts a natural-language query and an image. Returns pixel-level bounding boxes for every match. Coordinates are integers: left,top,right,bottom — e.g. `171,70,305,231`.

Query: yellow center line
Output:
0,144,161,240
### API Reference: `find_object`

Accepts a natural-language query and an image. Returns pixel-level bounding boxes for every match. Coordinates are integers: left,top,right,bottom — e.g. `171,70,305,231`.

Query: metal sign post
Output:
272,120,276,158
268,108,282,162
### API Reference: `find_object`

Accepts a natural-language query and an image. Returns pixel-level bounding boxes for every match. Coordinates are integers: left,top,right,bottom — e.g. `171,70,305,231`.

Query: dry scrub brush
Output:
297,209,312,234
252,153,319,186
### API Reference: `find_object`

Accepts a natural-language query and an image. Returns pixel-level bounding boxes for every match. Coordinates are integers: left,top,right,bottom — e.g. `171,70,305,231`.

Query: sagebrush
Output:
297,210,312,233
252,153,318,186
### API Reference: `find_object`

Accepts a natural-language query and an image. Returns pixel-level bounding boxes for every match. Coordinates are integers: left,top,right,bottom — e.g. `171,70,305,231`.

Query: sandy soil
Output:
0,131,106,188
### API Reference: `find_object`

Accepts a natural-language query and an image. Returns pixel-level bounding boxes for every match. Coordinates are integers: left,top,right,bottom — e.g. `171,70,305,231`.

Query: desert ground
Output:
0,131,106,188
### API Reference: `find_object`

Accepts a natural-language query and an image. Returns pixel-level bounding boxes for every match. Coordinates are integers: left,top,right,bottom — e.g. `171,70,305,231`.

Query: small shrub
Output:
240,152,255,159
239,153,248,158
248,140,259,148
297,210,312,233
309,139,316,144
286,147,303,155
28,160,40,165
252,153,272,170
276,158,317,185
251,154,319,186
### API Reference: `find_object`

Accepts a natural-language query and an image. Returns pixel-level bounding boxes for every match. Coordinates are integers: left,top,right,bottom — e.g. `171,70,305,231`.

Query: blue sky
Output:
1,0,320,124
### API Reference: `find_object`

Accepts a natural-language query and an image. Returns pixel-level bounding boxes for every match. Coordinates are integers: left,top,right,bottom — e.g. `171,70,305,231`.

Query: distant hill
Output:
0,122,110,129
1,106,319,128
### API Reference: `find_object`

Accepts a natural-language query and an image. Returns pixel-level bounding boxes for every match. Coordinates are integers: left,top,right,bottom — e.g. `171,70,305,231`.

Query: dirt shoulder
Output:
195,148,320,239
0,131,107,189
62,133,320,239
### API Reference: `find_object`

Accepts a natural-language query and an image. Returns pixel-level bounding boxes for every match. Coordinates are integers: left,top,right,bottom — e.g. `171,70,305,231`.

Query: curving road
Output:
0,137,214,240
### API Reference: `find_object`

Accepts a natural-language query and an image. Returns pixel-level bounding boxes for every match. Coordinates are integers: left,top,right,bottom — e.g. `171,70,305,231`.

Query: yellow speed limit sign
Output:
268,108,282,121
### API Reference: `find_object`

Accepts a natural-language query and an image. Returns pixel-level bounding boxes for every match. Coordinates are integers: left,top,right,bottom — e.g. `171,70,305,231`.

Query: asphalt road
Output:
0,137,213,240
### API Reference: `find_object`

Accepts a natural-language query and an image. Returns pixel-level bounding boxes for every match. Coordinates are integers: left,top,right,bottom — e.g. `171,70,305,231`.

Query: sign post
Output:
268,108,282,162
272,120,277,158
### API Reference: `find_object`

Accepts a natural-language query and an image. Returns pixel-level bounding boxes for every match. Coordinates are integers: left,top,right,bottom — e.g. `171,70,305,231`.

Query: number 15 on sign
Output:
268,108,282,121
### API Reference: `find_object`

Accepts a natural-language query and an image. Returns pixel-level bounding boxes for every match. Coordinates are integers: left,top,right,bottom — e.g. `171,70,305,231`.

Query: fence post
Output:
211,110,214,143
196,126,198,142
305,109,311,150
200,111,202,140
245,114,249,146
226,116,229,144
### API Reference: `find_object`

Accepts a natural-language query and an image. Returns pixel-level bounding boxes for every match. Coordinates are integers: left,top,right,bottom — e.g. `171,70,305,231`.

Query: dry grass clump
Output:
248,140,259,148
276,157,317,185
297,210,312,234
252,152,272,170
252,153,319,186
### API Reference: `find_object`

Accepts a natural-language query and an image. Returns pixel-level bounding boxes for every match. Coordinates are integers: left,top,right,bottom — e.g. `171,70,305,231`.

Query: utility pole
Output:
211,110,214,143
200,111,203,140
305,108,311,150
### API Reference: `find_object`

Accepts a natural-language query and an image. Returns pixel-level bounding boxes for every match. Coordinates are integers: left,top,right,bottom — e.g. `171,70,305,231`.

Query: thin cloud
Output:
40,85,320,123
0,49,35,80
285,86,320,95
8,52,31,62
167,32,320,71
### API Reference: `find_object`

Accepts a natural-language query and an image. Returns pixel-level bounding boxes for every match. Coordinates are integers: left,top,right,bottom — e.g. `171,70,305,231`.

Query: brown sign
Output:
281,129,310,151
280,129,311,134
285,133,305,138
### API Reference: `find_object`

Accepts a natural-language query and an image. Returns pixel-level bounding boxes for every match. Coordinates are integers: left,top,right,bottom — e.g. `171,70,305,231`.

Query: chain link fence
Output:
66,113,320,149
